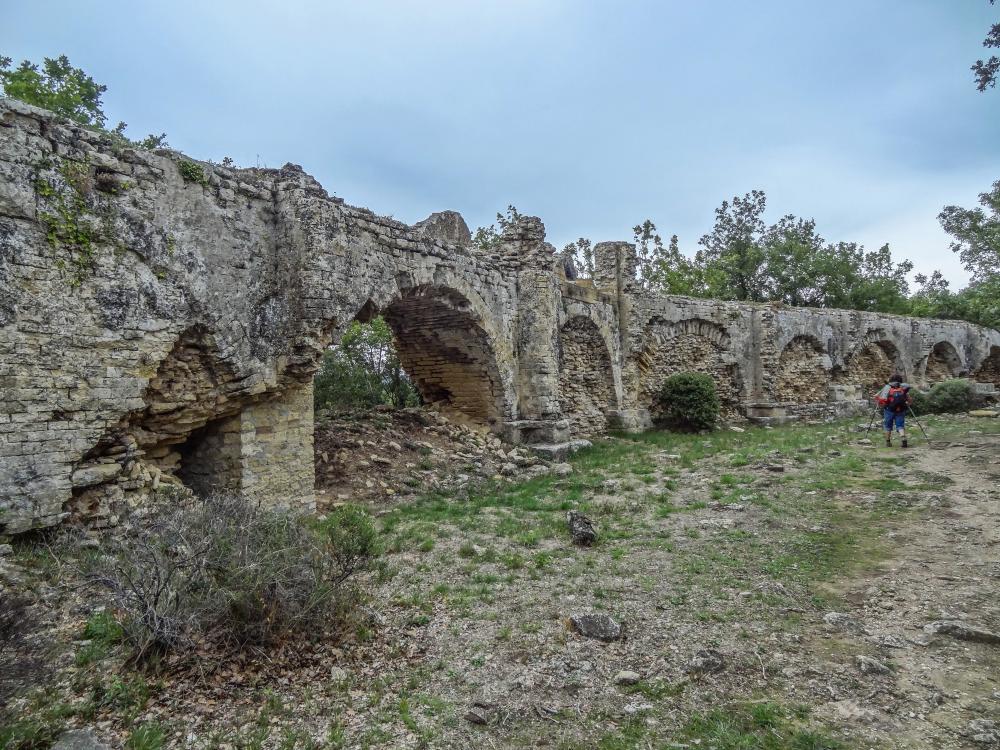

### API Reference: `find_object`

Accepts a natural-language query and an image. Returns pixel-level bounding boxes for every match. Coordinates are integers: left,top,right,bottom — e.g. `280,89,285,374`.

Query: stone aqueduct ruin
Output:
2,98,1000,533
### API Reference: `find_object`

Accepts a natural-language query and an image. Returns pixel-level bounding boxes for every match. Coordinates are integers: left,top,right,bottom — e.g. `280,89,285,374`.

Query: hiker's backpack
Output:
884,386,908,413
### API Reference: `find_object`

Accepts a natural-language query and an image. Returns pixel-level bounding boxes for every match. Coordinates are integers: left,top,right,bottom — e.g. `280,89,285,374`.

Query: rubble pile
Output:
314,407,553,507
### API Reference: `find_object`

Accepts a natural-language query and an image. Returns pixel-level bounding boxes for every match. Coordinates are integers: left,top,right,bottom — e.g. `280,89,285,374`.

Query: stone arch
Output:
837,330,905,395
924,341,963,383
558,315,617,436
636,317,741,415
774,335,831,404
972,345,1000,387
340,283,513,431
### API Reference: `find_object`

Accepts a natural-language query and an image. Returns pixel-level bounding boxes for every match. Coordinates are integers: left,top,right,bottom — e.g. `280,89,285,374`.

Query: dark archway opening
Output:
925,341,963,383
973,346,1000,387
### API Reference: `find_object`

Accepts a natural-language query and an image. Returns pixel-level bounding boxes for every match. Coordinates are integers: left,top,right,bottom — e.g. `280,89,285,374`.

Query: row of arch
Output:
558,315,1000,427
135,289,1000,503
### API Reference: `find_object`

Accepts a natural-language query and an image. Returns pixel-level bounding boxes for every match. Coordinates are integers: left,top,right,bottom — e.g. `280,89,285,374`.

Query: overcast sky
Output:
4,1,998,288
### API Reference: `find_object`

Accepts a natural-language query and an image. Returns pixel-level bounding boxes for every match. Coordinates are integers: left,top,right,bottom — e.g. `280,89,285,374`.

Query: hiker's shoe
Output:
901,439,908,448
885,438,891,447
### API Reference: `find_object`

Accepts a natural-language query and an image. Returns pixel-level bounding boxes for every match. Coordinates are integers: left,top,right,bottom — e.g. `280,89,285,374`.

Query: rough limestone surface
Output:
2,98,1000,533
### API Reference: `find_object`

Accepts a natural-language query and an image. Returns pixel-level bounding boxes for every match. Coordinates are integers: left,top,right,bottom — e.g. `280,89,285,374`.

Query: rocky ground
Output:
312,407,562,510
2,408,999,749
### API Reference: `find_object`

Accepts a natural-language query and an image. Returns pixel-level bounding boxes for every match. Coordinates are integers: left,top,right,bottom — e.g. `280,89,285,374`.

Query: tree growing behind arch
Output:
314,318,419,412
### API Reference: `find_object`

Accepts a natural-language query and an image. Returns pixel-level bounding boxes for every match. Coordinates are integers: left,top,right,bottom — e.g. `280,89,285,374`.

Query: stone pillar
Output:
503,217,568,444
595,241,641,425
236,381,315,513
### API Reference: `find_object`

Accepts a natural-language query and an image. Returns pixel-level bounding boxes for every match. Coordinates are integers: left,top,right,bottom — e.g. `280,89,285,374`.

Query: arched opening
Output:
837,338,903,395
382,286,507,428
637,318,741,417
972,345,1000,387
558,316,616,436
311,285,511,508
925,341,962,383
775,335,830,404
130,326,244,492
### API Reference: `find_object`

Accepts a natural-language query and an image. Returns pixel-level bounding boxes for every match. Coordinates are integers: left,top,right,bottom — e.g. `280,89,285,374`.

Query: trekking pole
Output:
864,403,880,436
907,407,931,445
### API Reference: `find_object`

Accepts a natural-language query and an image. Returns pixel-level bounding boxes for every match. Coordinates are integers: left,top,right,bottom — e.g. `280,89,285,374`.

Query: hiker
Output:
875,374,912,448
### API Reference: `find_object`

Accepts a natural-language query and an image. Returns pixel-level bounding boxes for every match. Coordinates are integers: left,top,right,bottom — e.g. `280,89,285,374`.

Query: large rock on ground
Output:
570,612,622,642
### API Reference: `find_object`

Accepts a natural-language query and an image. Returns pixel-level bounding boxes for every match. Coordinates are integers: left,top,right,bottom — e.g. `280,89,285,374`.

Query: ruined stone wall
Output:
773,335,831,404
974,346,1000,386
558,316,616,436
3,98,1000,533
0,99,540,533
616,285,1000,426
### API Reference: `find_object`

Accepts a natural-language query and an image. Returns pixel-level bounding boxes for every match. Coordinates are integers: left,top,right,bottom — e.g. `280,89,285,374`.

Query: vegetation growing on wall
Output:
177,160,208,186
1,53,167,149
34,157,105,285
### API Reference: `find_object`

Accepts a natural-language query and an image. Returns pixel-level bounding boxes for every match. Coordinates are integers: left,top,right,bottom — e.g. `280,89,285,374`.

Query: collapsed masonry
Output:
2,97,999,533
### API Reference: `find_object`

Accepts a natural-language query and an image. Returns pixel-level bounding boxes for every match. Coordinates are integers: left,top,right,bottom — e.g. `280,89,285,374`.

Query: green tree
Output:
314,318,419,412
938,180,1000,282
1,53,167,149
759,215,828,306
696,190,769,301
831,242,912,313
561,237,594,279
973,0,999,91
646,231,705,296
0,54,107,125
471,205,522,252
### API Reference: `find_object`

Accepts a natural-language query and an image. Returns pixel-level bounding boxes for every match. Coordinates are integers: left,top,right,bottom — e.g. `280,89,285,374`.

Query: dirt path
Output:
807,433,1000,748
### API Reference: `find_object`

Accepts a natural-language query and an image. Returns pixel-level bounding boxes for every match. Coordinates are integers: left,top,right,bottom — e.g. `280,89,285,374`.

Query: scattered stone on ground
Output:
566,510,598,546
855,655,891,675
569,613,623,642
613,670,641,686
51,730,110,750
313,407,554,507
687,648,725,674
924,620,1000,645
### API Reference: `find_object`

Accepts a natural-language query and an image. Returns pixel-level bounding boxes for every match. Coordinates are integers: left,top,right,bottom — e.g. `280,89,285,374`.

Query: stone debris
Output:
463,701,495,725
823,612,867,634
967,719,999,745
687,648,725,674
313,408,568,506
569,613,622,642
613,670,641,686
566,510,597,546
51,730,111,750
855,655,891,675
923,620,1000,645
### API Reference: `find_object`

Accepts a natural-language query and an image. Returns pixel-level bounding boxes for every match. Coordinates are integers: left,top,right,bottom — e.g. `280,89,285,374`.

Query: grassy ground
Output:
3,412,999,749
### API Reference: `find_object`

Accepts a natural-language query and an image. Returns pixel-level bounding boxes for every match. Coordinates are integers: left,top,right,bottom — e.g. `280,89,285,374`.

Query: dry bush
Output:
87,494,380,663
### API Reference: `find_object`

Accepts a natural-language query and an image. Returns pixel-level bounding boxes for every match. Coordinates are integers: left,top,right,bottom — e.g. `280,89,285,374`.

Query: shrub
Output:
909,379,974,415
87,494,380,662
654,372,720,431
